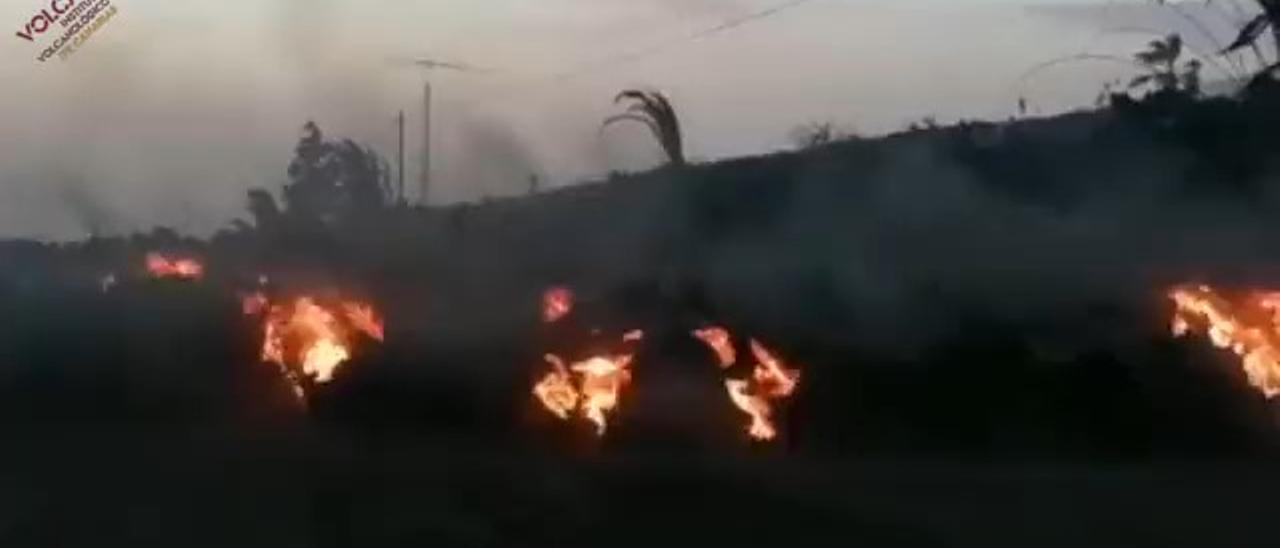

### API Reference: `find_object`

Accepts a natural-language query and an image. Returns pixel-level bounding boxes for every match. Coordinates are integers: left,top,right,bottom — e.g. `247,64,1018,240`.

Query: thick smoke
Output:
437,113,544,200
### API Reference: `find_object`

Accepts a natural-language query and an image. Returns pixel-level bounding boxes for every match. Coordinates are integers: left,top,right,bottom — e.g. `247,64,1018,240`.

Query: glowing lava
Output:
145,253,204,280
693,328,802,442
543,286,574,323
254,296,385,398
1171,284,1280,398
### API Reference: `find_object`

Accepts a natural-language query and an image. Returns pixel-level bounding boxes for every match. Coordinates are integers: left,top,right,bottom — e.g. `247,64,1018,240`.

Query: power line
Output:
554,0,824,81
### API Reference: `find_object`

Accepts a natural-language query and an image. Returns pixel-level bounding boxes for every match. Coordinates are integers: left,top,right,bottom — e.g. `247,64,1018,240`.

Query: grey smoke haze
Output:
0,0,1268,238
685,136,1280,354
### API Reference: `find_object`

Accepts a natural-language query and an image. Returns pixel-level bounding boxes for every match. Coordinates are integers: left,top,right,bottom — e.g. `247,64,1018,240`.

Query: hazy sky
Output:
0,0,1265,238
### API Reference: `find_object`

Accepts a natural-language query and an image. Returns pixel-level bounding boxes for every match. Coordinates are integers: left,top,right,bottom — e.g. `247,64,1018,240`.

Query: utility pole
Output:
397,110,406,205
421,82,432,205
386,56,484,205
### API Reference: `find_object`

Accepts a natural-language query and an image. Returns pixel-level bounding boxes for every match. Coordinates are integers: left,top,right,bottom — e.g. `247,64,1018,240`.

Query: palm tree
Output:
1131,34,1184,92
1222,0,1280,78
1129,34,1202,96
603,89,685,167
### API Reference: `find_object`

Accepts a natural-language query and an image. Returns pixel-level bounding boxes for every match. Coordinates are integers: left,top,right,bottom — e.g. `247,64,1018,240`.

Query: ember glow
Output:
693,327,802,442
241,291,269,316
542,286,574,323
532,332,637,436
255,296,385,398
1170,284,1280,398
144,253,204,280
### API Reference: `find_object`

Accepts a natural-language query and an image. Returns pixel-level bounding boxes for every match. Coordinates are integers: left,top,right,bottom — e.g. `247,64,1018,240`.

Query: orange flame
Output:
693,326,736,368
543,286,574,323
694,327,801,442
532,332,636,436
533,355,579,420
749,340,800,399
725,379,777,441
1171,284,1280,398
724,339,801,441
342,302,386,342
257,296,385,398
145,253,204,280
571,354,633,435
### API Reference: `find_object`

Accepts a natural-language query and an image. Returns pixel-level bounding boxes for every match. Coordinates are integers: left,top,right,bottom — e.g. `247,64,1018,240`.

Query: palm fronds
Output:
1216,1,1280,86
603,89,686,167
1223,12,1274,53
1128,34,1202,95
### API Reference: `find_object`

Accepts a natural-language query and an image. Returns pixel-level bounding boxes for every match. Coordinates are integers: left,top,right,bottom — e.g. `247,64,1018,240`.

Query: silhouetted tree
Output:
1129,34,1202,97
246,188,282,230
280,121,392,224
603,89,686,167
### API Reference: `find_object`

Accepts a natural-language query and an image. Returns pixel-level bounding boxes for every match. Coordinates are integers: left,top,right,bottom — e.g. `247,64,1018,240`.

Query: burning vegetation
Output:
1171,284,1280,398
532,285,641,436
533,348,637,436
693,327,736,368
529,283,801,443
693,327,801,442
248,294,385,399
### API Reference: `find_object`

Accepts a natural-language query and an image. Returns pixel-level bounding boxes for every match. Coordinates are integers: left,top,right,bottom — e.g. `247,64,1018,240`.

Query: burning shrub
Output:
249,294,385,400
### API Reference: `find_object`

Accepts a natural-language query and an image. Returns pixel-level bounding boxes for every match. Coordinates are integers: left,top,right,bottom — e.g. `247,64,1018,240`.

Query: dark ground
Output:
0,280,1275,547
4,426,1280,547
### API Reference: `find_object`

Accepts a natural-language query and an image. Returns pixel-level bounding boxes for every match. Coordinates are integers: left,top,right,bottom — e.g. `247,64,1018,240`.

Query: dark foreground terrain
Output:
4,427,1279,547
